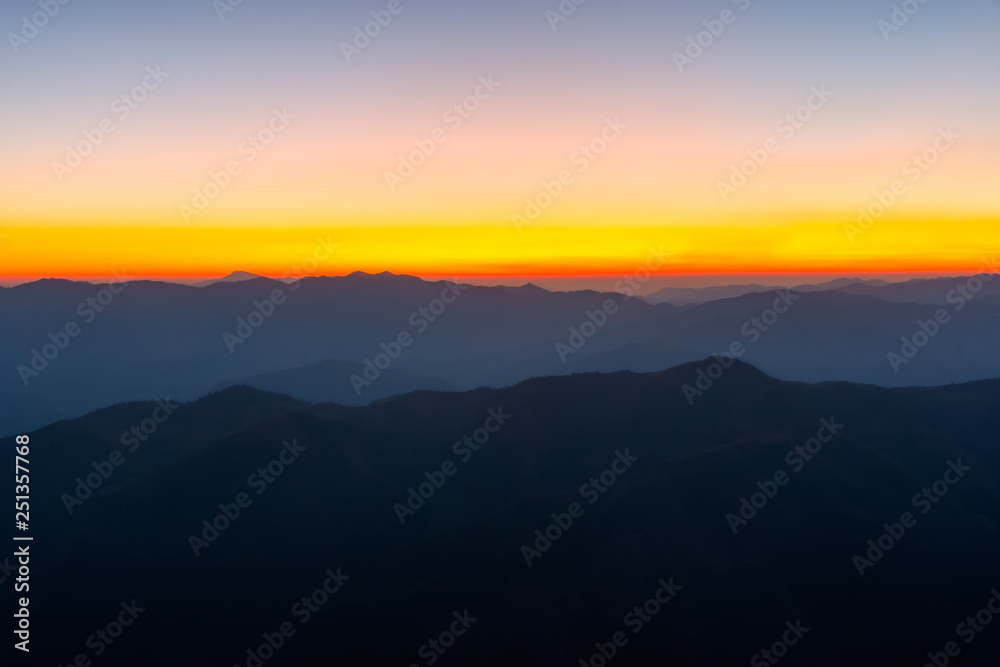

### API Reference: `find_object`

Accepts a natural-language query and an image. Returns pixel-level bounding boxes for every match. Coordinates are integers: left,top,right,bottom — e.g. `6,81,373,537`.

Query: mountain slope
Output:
4,272,1000,436
10,362,1000,665
209,357,457,404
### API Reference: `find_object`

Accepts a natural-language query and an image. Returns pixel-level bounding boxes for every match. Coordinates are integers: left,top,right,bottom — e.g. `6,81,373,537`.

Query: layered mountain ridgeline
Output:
642,274,1000,306
641,277,893,305
207,358,459,405
3,272,1000,435
7,362,1000,665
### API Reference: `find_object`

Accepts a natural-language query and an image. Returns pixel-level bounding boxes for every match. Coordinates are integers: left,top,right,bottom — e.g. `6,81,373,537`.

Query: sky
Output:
1,0,998,285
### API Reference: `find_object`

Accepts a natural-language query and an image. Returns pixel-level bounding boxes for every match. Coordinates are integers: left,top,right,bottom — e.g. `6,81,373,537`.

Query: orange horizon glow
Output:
4,3,999,290
1,221,996,283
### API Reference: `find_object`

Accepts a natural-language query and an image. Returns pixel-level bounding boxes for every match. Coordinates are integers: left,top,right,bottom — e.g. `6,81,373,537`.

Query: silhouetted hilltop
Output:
9,362,1000,665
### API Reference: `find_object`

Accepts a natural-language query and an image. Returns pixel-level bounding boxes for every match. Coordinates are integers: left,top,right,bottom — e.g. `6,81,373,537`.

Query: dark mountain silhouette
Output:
0,273,656,434
832,275,1000,304
191,270,267,287
8,362,1000,665
643,277,896,305
2,272,999,436
209,358,458,404
794,277,892,291
20,386,308,518
641,283,774,305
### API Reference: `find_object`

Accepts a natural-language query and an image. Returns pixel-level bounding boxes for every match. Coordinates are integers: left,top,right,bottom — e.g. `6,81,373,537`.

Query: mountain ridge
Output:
10,359,1000,665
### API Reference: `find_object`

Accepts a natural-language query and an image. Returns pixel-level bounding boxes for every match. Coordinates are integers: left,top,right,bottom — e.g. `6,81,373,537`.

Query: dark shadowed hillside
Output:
8,361,1000,665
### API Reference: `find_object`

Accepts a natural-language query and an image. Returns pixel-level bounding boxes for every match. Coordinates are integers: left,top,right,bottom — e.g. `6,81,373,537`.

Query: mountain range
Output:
7,361,1000,665
3,271,999,436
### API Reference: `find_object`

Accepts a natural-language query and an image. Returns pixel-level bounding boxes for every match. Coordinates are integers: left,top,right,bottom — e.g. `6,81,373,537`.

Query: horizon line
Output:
1,269,993,291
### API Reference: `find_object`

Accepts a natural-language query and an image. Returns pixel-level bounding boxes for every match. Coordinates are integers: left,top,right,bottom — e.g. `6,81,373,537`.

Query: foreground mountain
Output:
8,362,1000,665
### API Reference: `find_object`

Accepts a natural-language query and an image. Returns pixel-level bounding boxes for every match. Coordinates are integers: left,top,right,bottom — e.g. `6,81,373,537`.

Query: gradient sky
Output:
1,0,999,283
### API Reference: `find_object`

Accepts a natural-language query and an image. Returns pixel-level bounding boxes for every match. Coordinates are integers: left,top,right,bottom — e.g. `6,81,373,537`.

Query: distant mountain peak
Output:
495,282,550,294
193,271,265,287
346,270,395,276
222,270,262,280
